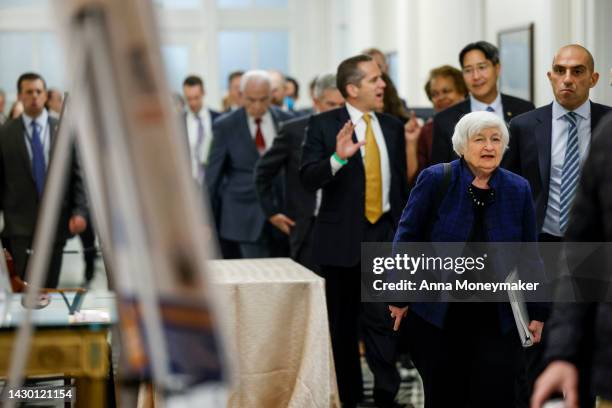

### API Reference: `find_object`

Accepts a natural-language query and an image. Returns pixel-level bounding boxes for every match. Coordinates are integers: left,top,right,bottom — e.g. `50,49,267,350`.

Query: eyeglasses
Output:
462,62,492,76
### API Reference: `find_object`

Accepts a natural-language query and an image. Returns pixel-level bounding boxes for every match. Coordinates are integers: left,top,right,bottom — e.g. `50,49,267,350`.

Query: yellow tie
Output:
363,113,383,224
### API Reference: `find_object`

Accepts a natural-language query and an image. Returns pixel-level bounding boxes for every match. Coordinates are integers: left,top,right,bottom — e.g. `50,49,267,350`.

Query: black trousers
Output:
79,218,97,282
321,214,400,407
3,236,66,288
407,304,523,408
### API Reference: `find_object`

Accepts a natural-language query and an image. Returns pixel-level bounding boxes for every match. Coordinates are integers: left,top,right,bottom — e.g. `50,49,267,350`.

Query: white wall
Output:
385,0,485,107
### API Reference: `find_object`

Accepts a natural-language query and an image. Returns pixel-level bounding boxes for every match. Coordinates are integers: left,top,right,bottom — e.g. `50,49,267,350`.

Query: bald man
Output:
504,44,611,240
503,44,612,406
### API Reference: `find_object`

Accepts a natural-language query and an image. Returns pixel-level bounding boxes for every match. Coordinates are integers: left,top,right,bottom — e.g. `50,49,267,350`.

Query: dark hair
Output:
381,73,409,121
458,41,500,67
17,72,46,93
182,75,204,90
336,54,373,98
285,76,299,98
424,65,468,100
228,70,244,85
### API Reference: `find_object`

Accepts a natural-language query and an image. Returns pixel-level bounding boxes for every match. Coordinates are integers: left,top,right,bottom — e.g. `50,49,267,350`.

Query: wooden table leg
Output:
75,377,106,408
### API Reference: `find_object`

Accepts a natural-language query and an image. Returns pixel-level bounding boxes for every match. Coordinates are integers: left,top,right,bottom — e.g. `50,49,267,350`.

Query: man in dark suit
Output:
0,72,87,288
301,55,409,408
206,70,293,258
182,75,220,186
431,41,534,164
504,44,611,236
503,44,611,407
255,73,344,273
531,113,612,408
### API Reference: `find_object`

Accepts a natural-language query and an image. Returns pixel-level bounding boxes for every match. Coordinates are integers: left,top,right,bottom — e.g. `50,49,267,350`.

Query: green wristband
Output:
332,152,348,166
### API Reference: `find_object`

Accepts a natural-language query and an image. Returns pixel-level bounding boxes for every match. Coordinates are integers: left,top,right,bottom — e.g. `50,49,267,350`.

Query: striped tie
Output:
559,112,579,233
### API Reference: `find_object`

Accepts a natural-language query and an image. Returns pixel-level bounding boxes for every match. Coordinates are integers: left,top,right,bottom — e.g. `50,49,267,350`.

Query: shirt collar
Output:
552,99,591,121
469,93,502,113
22,109,48,131
345,102,377,125
249,109,272,124
187,107,207,120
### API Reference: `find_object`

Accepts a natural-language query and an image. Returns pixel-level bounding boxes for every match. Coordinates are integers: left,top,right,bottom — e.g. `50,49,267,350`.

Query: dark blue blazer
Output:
393,159,547,331
502,101,612,232
431,94,535,165
206,106,293,242
300,106,409,267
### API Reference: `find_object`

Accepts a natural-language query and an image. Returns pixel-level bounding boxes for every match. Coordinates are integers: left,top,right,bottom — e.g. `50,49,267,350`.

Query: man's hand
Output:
404,111,422,144
388,305,409,331
335,120,365,160
529,320,544,344
268,213,296,235
531,361,579,408
68,215,87,235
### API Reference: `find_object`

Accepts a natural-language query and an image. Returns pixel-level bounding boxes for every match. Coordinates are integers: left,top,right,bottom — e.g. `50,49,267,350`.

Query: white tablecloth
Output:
209,258,340,408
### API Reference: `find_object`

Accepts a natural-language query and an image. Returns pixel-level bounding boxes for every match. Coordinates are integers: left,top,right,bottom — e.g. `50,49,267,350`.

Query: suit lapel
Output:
237,108,260,160
14,118,34,180
48,116,59,152
501,94,514,123
535,104,553,191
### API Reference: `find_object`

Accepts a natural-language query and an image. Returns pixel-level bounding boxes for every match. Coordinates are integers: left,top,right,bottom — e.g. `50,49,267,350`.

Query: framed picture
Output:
498,23,534,102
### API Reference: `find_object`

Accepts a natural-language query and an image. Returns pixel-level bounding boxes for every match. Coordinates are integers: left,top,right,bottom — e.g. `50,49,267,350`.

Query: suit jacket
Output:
0,115,87,240
394,159,548,331
502,101,612,232
206,106,293,242
180,108,221,167
255,115,315,258
300,107,409,267
430,94,535,164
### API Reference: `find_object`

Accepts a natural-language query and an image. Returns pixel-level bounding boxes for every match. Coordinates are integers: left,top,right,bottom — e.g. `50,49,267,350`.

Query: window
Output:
217,0,287,8
154,0,202,9
218,30,288,91
161,45,190,93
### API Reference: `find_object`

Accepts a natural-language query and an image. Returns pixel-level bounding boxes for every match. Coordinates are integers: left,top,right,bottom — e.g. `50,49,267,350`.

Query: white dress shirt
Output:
542,99,592,236
22,109,51,167
247,110,277,152
470,93,504,121
186,107,214,181
330,102,391,214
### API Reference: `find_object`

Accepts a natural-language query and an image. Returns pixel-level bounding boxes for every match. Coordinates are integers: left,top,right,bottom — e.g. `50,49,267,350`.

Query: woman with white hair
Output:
387,111,548,407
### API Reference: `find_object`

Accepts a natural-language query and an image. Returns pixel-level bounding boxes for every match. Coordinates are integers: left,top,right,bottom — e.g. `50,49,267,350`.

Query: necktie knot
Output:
362,113,372,125
255,117,262,125
565,111,578,126
486,106,495,113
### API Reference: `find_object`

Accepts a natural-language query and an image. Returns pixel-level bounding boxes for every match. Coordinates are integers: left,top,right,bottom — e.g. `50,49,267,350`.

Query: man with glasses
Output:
430,41,535,164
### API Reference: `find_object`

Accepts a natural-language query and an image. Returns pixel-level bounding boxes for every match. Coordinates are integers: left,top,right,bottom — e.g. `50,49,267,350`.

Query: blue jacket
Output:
393,159,548,332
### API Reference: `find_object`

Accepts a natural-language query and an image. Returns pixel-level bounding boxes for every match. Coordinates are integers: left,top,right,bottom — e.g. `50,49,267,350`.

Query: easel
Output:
1,0,227,406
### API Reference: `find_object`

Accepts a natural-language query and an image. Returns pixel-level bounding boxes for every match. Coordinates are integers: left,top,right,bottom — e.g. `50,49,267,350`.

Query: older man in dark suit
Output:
206,70,293,258
301,55,409,408
0,72,87,288
254,73,344,273
431,41,535,165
